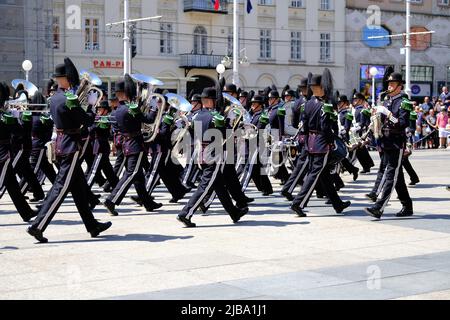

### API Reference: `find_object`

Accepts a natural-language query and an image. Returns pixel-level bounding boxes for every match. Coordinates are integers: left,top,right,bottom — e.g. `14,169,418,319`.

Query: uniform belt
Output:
123,131,142,139
309,130,324,134
56,128,81,135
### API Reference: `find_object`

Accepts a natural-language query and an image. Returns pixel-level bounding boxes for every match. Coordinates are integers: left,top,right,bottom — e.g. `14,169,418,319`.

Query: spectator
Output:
421,96,433,114
437,106,449,149
425,109,438,149
440,87,450,108
414,106,424,149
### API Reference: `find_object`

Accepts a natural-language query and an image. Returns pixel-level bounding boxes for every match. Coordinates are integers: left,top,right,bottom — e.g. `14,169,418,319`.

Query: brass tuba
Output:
76,70,104,111
6,80,49,112
130,74,166,143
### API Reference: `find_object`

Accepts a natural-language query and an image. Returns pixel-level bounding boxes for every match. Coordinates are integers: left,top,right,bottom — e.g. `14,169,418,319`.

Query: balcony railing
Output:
184,0,228,14
180,53,224,69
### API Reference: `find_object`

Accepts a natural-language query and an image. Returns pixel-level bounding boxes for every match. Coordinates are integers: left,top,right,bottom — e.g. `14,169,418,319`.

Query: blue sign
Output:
411,85,421,95
362,26,391,48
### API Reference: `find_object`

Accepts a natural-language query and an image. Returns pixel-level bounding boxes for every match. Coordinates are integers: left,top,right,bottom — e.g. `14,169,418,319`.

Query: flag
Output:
247,0,253,14
212,0,220,11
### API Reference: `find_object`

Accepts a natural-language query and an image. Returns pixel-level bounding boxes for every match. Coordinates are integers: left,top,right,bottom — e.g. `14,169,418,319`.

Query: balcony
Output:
184,0,228,14
180,53,225,69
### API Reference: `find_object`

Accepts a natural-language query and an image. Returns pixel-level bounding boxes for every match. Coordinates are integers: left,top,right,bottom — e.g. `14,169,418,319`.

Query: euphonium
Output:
130,74,166,143
76,70,104,111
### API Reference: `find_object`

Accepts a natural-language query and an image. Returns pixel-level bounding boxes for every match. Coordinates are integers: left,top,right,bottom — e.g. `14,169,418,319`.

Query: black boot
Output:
177,215,196,228
281,190,294,201
144,201,163,212
90,221,112,238
232,207,249,224
365,193,377,203
335,201,351,214
27,227,48,243
396,207,414,218
103,200,119,216
291,205,307,218
365,207,382,220
352,168,359,182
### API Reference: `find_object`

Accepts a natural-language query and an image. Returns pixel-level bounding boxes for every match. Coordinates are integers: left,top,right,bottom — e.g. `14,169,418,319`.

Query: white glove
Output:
87,91,98,106
351,125,361,133
376,106,390,116
340,129,347,136
11,109,20,119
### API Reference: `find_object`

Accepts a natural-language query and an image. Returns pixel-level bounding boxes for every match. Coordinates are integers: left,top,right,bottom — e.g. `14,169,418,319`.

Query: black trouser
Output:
108,152,153,207
341,157,358,174
13,150,44,199
20,148,56,193
282,150,309,196
371,152,387,196
87,153,119,189
0,158,35,221
403,156,419,183
113,147,125,177
356,147,374,171
30,151,98,233
155,151,188,199
146,151,163,194
180,163,238,220
293,152,344,210
373,148,412,212
182,149,200,187
241,150,273,194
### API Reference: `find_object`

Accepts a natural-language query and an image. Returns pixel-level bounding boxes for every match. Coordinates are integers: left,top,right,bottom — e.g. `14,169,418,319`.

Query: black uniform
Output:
105,102,160,212
178,109,245,225
353,104,375,172
19,114,56,192
338,108,359,177
241,110,273,195
29,88,105,236
86,117,119,189
292,97,349,213
368,93,413,216
268,101,289,183
0,113,36,221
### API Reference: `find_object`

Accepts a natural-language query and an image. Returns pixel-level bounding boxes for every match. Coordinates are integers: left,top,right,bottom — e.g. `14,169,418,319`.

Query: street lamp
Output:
369,67,379,107
22,60,33,82
216,63,226,79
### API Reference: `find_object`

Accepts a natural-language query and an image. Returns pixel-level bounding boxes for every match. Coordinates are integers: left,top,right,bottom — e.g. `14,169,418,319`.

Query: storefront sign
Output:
410,83,432,97
93,60,124,69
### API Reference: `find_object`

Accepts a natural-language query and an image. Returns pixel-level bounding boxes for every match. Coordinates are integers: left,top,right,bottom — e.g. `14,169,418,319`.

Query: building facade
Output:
0,0,54,89
52,0,346,96
346,0,450,101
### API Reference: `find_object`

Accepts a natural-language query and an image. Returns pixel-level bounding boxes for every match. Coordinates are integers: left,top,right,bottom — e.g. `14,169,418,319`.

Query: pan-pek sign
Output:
93,60,124,69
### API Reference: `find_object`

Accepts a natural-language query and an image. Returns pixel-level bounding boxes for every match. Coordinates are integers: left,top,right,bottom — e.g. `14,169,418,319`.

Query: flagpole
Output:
232,0,239,87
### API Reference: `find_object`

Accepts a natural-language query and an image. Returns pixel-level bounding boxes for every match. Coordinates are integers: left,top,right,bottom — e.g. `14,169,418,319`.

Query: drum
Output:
329,137,348,166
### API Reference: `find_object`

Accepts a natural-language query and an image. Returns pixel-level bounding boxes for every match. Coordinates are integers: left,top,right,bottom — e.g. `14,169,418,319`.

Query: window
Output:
320,33,331,62
320,0,331,10
160,23,173,55
53,16,60,49
193,26,207,55
84,18,100,51
258,0,273,5
401,66,434,82
447,66,450,85
438,0,449,6
260,29,272,59
291,31,302,60
290,0,304,7
227,27,233,56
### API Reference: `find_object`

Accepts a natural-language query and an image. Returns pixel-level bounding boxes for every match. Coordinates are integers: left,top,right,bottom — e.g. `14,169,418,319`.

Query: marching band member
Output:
177,87,248,228
290,70,351,217
103,75,162,216
0,82,37,222
364,73,414,219
28,58,112,243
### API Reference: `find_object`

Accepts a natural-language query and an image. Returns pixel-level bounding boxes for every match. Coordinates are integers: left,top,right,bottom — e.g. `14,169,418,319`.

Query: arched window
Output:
193,26,207,55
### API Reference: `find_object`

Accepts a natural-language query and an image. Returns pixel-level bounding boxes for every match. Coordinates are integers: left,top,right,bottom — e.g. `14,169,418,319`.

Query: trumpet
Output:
131,73,166,143
76,70,104,111
4,93,49,112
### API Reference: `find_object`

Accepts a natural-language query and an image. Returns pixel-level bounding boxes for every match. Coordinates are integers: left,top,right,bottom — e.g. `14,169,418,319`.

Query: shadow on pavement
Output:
49,234,194,245
196,220,310,229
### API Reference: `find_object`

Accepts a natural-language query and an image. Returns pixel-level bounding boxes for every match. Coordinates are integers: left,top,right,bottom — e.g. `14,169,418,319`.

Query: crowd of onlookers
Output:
412,86,450,150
